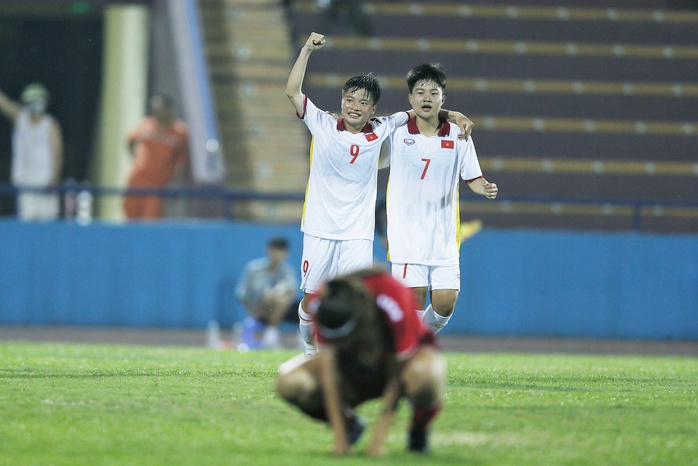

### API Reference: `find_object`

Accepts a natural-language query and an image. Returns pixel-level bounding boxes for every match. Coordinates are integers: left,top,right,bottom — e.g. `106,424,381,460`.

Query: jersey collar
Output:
406,116,450,137
337,118,374,133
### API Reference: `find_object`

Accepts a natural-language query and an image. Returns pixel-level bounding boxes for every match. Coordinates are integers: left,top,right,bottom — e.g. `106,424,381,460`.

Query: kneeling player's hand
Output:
367,444,385,457
333,441,350,456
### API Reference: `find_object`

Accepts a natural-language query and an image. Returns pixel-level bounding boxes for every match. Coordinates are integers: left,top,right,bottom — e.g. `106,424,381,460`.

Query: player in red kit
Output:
277,269,446,456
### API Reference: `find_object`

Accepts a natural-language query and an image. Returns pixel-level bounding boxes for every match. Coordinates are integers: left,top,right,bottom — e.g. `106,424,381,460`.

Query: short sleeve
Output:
375,111,409,137
299,96,332,134
364,274,425,359
390,111,410,128
459,135,483,182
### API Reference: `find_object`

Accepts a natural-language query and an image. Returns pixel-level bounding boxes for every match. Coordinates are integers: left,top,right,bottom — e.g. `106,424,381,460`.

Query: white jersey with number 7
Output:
385,117,483,266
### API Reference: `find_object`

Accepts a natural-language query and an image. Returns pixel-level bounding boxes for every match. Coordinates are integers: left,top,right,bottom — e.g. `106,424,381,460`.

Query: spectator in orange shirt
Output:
124,94,189,220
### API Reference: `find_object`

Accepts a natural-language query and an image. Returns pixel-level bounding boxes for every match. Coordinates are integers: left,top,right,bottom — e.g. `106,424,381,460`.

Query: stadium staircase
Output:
198,0,308,221
286,0,698,232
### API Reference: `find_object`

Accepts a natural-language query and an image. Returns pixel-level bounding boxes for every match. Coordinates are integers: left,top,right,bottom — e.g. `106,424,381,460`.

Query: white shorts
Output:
300,235,373,293
391,263,461,291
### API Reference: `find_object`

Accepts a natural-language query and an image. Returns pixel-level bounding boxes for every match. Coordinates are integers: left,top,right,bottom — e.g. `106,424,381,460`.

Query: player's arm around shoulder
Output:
286,32,326,116
440,109,473,140
382,109,410,129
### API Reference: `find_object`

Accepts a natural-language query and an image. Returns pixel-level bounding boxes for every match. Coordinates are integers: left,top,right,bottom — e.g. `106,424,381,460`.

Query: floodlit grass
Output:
0,342,696,465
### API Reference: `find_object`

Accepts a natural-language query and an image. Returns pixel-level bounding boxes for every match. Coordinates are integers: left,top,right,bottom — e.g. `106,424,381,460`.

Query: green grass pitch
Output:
0,342,695,465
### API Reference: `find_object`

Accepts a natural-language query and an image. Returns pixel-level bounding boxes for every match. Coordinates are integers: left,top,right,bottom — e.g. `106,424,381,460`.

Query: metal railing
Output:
2,182,697,232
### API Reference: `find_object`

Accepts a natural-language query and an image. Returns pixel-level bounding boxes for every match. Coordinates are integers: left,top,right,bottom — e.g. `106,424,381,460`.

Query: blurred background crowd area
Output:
0,0,697,233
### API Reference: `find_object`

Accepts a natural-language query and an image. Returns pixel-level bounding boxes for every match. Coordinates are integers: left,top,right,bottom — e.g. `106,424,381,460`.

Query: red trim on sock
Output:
411,402,442,431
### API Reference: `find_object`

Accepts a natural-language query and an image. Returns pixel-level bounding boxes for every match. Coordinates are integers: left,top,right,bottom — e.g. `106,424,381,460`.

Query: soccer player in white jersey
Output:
383,63,498,334
286,34,473,355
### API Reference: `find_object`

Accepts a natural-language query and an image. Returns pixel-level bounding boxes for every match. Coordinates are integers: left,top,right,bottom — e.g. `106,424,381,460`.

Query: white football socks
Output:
422,304,451,334
298,302,317,356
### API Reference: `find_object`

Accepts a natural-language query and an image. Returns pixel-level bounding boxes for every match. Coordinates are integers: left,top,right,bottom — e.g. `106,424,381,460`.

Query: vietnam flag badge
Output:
441,139,455,149
365,133,378,142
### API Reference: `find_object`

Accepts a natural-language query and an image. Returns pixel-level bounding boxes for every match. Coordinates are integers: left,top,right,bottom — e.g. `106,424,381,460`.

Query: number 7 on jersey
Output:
420,158,431,179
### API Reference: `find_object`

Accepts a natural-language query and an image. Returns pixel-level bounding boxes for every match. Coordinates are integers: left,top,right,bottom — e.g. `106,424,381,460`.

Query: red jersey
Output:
313,272,434,360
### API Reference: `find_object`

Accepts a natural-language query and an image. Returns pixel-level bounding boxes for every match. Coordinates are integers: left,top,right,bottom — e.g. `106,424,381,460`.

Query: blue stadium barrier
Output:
0,220,696,340
455,230,697,340
0,221,304,330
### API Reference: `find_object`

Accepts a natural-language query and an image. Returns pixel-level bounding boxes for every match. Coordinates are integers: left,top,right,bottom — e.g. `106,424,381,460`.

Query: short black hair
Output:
342,73,381,105
315,275,375,341
268,237,289,250
316,279,357,336
406,63,447,93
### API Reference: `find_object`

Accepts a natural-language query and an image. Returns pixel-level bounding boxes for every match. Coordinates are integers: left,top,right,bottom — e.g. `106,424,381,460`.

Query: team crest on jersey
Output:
404,139,415,145
365,133,378,141
441,140,455,149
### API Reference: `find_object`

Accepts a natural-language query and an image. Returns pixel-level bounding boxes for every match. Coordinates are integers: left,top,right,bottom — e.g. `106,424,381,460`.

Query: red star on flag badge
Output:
441,140,454,149
365,133,378,142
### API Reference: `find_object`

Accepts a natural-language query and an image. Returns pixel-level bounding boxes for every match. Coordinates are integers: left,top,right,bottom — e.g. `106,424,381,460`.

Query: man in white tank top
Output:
0,83,63,221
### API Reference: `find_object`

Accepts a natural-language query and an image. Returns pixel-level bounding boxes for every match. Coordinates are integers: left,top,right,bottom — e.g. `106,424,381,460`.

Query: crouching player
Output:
277,269,446,455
